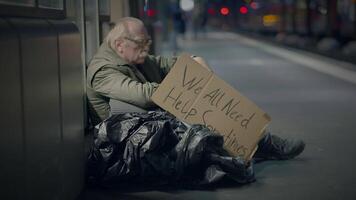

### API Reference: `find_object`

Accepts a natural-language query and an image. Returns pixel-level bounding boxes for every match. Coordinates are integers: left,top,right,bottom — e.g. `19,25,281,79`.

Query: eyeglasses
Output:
124,36,152,48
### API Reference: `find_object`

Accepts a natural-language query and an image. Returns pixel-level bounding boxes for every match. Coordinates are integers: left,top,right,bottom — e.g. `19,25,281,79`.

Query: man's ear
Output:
115,39,124,53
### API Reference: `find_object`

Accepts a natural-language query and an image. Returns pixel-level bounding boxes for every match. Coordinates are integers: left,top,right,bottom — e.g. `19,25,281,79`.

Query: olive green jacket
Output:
87,42,176,125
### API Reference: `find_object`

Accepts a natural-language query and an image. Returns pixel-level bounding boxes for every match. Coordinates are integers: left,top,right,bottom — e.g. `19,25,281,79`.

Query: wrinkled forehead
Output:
126,21,149,39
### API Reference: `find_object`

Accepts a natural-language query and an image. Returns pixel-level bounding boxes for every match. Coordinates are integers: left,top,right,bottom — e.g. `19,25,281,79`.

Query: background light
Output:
239,6,248,14
220,7,230,15
250,2,258,9
180,0,194,12
263,14,280,26
146,9,156,17
207,8,215,15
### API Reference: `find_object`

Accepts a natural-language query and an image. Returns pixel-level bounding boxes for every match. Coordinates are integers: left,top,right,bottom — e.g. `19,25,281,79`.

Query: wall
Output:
0,18,84,200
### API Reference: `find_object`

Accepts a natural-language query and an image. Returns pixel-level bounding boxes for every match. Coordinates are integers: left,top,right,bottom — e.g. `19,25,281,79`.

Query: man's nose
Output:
139,48,149,57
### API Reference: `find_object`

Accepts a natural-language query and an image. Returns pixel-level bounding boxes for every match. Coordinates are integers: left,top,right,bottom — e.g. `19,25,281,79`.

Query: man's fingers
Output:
193,57,211,70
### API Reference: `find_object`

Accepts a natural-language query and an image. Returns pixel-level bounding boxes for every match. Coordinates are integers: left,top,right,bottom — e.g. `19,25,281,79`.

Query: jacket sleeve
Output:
148,55,177,76
91,65,159,108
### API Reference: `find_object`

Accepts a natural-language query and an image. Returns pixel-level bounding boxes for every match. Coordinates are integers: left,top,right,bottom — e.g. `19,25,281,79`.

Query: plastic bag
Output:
86,111,255,186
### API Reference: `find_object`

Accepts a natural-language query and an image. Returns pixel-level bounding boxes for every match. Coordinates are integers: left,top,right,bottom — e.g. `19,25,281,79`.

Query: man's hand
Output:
192,56,211,71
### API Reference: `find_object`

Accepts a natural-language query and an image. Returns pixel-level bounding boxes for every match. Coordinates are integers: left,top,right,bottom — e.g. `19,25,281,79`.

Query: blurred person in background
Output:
192,1,208,39
169,0,187,53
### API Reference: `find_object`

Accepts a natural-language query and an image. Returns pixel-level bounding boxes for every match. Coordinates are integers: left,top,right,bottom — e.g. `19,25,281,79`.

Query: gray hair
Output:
105,17,144,50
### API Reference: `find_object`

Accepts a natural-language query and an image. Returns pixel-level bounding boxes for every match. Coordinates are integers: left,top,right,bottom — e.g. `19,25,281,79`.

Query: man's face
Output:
115,21,152,65
121,35,152,64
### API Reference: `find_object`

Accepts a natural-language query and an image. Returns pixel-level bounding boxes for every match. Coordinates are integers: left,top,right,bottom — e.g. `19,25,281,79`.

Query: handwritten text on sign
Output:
152,54,270,160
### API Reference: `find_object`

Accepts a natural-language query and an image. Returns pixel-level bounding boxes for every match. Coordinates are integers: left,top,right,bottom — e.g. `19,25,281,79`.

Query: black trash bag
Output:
86,111,255,186
174,124,255,185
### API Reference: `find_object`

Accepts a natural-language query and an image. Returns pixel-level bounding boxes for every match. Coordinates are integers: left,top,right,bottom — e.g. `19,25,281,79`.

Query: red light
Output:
220,7,230,16
239,6,248,14
146,9,156,17
250,2,258,9
207,8,215,15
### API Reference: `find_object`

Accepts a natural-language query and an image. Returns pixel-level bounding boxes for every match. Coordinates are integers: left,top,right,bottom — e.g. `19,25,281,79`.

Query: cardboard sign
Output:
152,53,271,160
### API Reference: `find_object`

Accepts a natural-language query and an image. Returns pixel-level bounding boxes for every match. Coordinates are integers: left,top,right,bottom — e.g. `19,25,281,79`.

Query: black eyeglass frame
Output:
123,36,152,48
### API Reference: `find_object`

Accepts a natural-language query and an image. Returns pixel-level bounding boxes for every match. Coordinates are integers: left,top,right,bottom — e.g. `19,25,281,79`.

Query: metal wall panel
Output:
84,0,100,64
50,20,85,200
1,17,84,200
0,18,25,200
66,0,88,127
9,18,62,200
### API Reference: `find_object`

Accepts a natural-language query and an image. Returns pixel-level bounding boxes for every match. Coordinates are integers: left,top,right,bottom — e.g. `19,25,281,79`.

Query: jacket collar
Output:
95,42,130,66
87,42,133,87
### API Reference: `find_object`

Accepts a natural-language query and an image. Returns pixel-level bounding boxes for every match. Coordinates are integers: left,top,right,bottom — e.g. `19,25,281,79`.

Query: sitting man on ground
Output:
86,17,305,183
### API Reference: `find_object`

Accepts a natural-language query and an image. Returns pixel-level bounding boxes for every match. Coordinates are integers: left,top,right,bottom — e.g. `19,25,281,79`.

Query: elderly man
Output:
86,17,305,185
87,17,208,125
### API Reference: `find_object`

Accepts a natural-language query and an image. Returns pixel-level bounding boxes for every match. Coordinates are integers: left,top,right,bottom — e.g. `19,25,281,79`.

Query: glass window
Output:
38,0,63,10
0,0,35,7
0,0,65,19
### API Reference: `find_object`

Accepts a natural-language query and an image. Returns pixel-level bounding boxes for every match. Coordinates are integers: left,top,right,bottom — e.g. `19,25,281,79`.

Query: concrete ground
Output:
80,31,356,200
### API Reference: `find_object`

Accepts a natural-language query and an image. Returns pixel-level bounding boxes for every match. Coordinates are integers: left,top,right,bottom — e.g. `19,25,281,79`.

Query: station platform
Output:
80,31,356,200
